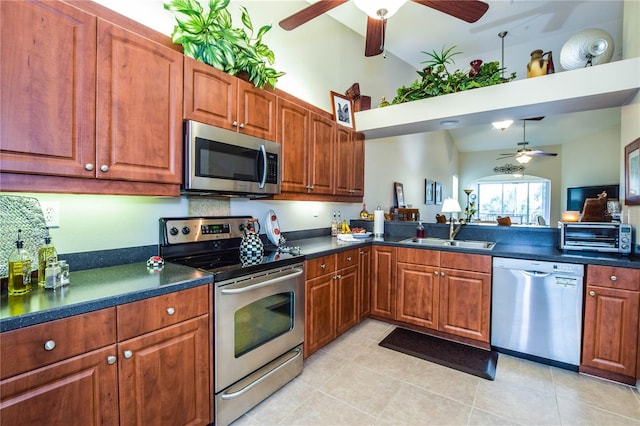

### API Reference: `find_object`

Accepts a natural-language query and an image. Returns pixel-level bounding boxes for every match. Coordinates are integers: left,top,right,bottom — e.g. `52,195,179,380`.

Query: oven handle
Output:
220,268,303,295
258,144,267,189
219,347,302,400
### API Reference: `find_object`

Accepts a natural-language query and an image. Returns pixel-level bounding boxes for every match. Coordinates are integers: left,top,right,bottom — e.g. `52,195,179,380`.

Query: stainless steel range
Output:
159,216,305,426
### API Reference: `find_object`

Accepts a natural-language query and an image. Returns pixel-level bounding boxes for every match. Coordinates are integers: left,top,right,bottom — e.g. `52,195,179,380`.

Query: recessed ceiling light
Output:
440,120,459,127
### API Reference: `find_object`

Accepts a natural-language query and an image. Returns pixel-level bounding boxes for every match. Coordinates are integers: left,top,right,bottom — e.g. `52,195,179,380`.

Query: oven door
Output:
184,120,280,195
214,264,304,392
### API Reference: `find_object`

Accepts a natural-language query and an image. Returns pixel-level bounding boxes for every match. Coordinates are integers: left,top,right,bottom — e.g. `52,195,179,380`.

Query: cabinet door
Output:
396,262,439,329
0,0,96,177
118,316,210,426
308,112,335,194
582,285,639,377
96,19,183,184
278,98,309,193
305,274,336,357
358,247,372,320
237,79,277,141
371,246,396,319
0,346,119,426
438,269,491,342
334,127,352,195
336,265,359,336
351,131,365,196
183,56,236,130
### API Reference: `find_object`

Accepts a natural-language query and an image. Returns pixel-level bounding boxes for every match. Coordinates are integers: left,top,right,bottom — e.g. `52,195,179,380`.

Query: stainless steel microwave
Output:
182,120,281,197
559,222,632,255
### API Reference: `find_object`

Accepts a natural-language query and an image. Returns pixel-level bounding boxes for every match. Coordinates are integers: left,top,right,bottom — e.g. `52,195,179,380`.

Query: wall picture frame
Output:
425,179,435,205
394,182,406,208
330,90,355,128
624,137,640,205
435,182,443,205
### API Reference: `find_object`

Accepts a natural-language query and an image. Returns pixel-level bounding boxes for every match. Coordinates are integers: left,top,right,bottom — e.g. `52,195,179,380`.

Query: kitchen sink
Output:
399,237,496,250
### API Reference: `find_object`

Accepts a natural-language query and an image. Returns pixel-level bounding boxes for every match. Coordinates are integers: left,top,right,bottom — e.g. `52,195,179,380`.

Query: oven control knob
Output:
181,227,190,235
169,227,179,236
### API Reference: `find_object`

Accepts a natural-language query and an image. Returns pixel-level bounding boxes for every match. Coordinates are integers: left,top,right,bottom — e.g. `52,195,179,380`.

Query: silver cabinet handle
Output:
589,290,596,296
100,165,109,172
305,185,314,190
44,340,56,351
434,271,439,276
239,123,245,129
320,264,326,270
166,307,175,315
334,274,342,280
123,350,133,359
232,121,238,127
107,355,117,365
85,163,94,171
346,257,352,262
610,275,617,281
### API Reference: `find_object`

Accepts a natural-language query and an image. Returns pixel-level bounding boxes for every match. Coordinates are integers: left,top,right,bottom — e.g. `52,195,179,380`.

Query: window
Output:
476,177,550,225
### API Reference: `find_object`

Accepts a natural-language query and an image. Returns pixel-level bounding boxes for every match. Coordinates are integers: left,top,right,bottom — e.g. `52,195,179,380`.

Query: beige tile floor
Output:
234,319,640,425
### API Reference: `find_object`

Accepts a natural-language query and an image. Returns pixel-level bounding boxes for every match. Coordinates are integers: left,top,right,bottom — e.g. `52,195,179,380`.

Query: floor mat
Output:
379,327,498,380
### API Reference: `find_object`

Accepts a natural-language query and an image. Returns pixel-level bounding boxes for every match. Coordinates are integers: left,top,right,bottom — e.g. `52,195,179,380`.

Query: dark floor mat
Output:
379,327,498,380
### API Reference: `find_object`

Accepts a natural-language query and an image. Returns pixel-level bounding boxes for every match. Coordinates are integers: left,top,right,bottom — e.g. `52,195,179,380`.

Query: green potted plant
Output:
164,0,285,89
392,46,516,104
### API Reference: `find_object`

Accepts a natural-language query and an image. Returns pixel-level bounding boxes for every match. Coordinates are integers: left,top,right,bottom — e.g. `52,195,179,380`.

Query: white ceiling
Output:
294,0,625,152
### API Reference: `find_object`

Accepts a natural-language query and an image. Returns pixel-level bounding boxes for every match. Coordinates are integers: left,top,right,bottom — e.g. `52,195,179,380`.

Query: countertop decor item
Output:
527,49,554,78
391,46,516,105
164,0,284,89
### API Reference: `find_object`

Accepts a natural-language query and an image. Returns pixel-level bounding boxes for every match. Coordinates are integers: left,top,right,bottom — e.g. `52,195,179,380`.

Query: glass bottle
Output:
8,229,32,295
38,228,58,287
379,96,390,107
58,260,70,286
416,221,425,238
359,203,369,218
45,260,62,289
331,211,338,237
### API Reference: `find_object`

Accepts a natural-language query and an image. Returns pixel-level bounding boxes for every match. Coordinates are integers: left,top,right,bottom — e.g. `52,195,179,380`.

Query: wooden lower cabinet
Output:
118,316,210,425
582,265,640,382
0,345,119,425
396,262,440,329
371,246,397,319
304,250,361,358
358,247,372,320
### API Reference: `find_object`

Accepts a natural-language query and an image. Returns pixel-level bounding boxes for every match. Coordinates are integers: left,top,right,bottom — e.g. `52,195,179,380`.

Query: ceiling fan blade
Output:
411,0,489,23
279,0,348,30
365,17,385,57
530,151,558,157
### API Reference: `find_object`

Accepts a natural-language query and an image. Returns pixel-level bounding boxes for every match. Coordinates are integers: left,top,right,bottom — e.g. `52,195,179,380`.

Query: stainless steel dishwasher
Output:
491,257,584,368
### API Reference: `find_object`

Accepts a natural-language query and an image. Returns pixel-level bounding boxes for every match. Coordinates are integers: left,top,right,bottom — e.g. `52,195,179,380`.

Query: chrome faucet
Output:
448,219,465,240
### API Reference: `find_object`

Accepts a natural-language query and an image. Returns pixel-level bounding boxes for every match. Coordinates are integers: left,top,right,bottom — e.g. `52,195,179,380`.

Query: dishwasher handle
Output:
520,270,552,278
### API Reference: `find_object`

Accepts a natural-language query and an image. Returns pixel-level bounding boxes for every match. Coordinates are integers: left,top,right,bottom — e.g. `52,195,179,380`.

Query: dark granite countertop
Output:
0,262,212,332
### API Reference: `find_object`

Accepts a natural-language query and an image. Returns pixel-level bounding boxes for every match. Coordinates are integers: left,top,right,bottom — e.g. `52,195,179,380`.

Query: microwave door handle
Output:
257,144,267,189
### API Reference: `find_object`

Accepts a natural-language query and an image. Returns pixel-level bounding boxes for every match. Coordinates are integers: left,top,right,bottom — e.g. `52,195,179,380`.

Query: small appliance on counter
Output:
559,221,632,255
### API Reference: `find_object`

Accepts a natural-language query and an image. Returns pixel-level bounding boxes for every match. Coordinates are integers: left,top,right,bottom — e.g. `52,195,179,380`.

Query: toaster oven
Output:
559,222,632,255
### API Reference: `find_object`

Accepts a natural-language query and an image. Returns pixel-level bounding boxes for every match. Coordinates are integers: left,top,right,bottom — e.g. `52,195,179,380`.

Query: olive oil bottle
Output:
38,228,58,287
8,229,32,295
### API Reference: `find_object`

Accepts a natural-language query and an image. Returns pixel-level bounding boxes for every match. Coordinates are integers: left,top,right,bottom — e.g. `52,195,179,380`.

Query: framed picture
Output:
624,137,640,205
394,182,406,208
435,182,443,205
330,91,355,128
425,179,435,205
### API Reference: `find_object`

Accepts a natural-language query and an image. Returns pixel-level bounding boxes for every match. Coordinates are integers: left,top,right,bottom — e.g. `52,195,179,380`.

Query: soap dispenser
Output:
416,221,425,238
8,229,32,295
38,227,58,287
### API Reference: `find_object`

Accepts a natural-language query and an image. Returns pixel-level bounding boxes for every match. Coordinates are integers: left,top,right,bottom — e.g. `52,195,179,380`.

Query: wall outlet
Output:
40,201,61,228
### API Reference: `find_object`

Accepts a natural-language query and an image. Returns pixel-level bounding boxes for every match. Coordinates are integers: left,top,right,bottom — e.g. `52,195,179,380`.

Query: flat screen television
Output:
566,184,619,211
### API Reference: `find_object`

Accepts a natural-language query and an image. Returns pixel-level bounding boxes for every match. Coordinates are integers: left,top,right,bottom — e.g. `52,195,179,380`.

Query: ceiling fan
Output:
278,0,489,57
497,120,558,164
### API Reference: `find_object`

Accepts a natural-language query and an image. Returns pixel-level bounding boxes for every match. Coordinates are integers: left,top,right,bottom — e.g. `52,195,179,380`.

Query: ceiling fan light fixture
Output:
353,0,407,19
492,120,513,131
516,154,532,164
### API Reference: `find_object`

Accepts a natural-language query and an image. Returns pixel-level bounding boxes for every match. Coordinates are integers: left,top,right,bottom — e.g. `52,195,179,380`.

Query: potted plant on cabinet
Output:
164,0,285,89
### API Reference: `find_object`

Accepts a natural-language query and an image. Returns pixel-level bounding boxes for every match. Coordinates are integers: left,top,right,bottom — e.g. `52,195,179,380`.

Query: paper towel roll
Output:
374,208,385,236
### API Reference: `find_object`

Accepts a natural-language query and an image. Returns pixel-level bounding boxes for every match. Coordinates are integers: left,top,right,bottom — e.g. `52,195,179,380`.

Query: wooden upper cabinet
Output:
0,0,97,177
277,98,310,193
308,112,335,194
96,19,183,184
184,57,276,141
335,128,365,197
351,131,365,196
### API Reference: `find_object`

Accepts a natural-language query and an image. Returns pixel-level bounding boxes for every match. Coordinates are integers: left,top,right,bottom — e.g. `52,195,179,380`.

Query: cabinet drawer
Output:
1,308,116,380
440,251,491,273
117,286,208,341
337,249,359,269
397,247,439,266
587,265,640,291
305,255,336,280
